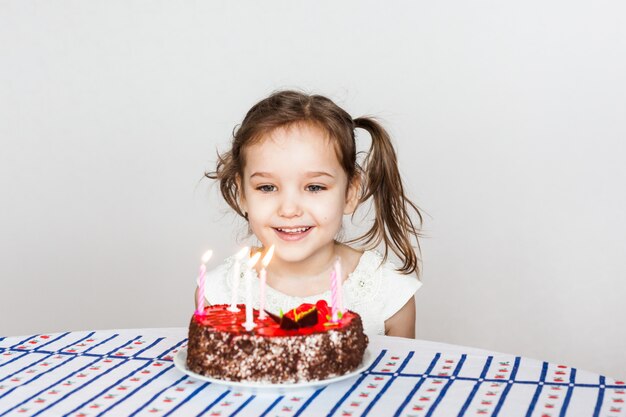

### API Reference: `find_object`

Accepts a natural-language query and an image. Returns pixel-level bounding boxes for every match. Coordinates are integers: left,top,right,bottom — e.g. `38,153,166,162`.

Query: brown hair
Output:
205,90,423,275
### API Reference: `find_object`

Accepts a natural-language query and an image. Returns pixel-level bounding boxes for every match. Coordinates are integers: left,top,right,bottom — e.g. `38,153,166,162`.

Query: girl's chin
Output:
267,244,336,265
270,248,312,263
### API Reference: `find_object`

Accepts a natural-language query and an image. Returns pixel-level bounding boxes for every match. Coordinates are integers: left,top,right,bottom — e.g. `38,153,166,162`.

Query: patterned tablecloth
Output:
0,328,623,417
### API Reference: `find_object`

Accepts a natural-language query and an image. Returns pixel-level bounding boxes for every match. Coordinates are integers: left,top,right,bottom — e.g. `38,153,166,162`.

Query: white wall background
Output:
1,1,625,379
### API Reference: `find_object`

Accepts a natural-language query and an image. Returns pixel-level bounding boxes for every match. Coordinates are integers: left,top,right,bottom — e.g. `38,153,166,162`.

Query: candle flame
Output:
261,245,275,267
247,252,261,267
201,250,213,264
235,246,250,260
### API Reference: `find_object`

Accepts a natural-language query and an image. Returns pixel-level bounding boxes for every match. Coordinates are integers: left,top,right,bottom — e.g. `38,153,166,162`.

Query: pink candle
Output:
228,247,250,312
196,250,213,315
330,269,339,322
243,252,261,331
258,245,275,320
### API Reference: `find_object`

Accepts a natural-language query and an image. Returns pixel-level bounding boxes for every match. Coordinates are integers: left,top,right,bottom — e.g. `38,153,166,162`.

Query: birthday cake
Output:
186,300,368,383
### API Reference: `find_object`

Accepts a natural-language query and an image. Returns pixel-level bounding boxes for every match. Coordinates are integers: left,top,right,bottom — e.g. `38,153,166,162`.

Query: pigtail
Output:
351,117,423,275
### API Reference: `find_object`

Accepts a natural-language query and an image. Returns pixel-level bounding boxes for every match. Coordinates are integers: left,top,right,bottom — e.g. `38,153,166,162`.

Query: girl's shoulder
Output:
349,250,421,295
354,250,422,321
343,250,395,295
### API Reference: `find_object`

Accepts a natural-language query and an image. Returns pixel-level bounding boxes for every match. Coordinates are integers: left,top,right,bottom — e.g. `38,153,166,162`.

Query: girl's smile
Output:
273,225,314,241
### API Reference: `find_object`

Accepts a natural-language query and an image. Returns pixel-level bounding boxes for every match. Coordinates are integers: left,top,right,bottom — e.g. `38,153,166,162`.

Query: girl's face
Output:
239,123,359,270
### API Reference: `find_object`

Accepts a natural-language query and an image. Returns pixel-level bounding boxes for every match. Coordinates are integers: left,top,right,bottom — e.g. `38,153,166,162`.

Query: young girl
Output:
202,90,423,338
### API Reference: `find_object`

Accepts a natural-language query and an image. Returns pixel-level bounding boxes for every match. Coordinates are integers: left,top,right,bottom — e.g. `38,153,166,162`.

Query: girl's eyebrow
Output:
304,171,335,179
250,172,273,179
250,171,335,179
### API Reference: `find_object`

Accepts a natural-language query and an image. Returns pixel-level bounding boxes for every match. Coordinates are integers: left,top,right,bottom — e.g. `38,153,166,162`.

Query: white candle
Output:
195,250,213,315
228,247,250,312
243,252,261,331
258,245,275,320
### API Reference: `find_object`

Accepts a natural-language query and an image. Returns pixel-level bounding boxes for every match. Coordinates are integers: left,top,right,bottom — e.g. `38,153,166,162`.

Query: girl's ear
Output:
344,175,361,215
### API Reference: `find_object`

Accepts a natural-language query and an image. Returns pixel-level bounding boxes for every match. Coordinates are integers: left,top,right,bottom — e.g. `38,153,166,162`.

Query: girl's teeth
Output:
278,227,309,233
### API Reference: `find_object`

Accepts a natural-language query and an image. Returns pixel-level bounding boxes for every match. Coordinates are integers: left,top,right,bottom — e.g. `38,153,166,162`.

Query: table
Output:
0,329,623,417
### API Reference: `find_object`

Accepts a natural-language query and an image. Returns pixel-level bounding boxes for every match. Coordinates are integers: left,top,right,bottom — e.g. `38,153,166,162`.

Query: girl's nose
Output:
277,193,303,218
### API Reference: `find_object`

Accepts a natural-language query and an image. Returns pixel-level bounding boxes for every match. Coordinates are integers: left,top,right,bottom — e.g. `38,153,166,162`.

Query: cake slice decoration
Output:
266,300,337,330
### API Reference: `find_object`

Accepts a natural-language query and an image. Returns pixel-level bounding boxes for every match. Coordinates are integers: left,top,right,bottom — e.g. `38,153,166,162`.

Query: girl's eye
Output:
306,184,326,192
257,185,276,192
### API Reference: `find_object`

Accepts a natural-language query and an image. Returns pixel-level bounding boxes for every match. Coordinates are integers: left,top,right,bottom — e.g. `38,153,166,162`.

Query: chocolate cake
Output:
186,301,368,383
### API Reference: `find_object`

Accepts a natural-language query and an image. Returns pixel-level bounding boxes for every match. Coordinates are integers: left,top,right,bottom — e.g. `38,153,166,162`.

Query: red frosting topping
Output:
193,302,355,337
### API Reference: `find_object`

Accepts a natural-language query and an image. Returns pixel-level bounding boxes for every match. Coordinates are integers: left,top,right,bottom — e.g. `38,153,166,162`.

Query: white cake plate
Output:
173,348,374,394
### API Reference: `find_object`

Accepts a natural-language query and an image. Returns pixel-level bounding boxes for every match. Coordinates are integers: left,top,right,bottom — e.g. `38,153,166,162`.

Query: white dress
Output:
201,250,422,336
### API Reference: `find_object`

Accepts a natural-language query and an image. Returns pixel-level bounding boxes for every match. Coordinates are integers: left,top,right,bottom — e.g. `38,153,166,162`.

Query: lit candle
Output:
335,257,344,314
243,252,261,331
228,247,250,312
258,245,275,320
195,250,214,315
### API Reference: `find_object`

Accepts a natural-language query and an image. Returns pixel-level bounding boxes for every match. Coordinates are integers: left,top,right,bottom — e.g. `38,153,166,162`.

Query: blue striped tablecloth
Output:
0,328,622,417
